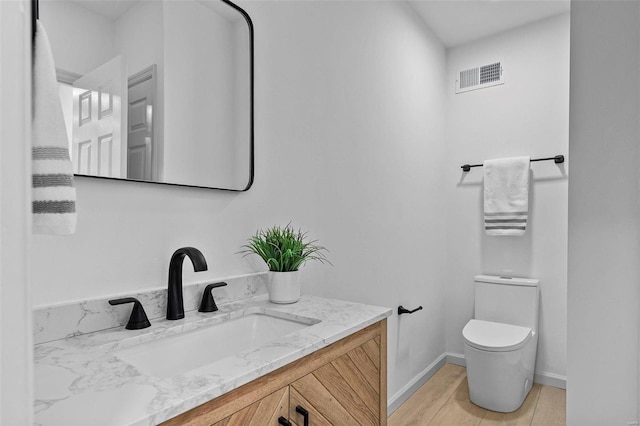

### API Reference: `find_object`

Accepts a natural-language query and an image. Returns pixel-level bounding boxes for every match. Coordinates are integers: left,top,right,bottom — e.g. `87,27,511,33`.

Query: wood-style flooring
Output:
388,364,566,426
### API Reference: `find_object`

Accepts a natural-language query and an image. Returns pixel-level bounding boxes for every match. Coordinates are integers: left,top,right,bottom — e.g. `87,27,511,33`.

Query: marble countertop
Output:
34,295,392,426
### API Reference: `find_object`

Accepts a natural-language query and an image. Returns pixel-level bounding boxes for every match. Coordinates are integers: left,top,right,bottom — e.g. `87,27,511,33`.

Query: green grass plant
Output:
241,224,330,272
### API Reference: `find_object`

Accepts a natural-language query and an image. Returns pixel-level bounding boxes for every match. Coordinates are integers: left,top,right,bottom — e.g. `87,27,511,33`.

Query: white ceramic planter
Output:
267,270,301,304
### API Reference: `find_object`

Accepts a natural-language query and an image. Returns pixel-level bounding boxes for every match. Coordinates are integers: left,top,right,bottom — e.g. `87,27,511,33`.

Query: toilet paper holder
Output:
398,305,423,315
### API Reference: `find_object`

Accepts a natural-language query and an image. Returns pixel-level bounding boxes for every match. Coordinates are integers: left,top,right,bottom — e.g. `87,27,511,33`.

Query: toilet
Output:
462,275,539,413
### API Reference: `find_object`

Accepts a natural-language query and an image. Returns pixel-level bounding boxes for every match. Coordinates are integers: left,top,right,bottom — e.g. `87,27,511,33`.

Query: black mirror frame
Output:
32,0,255,192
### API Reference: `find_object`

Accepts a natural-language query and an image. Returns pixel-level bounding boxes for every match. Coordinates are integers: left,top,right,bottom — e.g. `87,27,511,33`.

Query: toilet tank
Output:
474,275,539,331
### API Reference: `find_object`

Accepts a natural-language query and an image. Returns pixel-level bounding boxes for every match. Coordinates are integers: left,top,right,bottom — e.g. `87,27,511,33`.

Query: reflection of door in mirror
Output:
127,65,158,181
71,55,127,178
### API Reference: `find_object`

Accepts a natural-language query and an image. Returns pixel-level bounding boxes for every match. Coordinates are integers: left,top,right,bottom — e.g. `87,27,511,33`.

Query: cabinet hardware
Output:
296,405,309,426
277,417,291,426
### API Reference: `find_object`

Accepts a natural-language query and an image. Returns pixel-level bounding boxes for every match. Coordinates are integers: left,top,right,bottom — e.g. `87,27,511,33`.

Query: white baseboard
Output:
534,371,567,389
444,352,566,389
446,352,466,366
387,353,447,415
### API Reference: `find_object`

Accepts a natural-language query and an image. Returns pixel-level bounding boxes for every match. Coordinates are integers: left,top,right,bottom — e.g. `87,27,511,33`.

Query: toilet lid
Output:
463,319,532,352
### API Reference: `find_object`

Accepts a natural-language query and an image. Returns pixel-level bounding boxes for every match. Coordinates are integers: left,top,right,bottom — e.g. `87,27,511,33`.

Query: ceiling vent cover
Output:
456,61,504,94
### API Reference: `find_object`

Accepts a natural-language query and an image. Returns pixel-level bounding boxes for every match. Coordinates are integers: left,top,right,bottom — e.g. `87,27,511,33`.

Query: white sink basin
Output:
112,312,316,378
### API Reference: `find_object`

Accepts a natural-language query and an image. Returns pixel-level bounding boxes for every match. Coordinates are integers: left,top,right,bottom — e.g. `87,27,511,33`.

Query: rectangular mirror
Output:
40,0,254,191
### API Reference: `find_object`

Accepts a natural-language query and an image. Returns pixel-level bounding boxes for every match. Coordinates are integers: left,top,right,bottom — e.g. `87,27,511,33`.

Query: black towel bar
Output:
461,155,564,172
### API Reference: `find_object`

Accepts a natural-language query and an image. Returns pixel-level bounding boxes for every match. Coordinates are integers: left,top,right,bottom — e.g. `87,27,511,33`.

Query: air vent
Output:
459,67,479,89
456,61,504,94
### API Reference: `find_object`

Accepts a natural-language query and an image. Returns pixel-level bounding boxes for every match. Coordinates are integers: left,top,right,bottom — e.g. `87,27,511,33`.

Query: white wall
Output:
0,1,33,423
256,1,449,401
114,1,164,80
30,0,448,403
444,14,570,383
40,1,115,75
567,1,640,424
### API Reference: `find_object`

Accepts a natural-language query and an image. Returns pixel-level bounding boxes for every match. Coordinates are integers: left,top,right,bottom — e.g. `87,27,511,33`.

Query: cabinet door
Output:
214,386,289,426
290,337,381,426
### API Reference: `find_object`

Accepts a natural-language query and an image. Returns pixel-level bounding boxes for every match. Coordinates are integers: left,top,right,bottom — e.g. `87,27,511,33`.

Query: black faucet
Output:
109,297,151,330
198,282,228,312
167,247,208,320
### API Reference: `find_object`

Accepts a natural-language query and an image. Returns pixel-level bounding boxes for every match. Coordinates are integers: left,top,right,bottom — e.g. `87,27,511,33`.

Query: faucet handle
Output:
198,282,228,312
109,297,151,330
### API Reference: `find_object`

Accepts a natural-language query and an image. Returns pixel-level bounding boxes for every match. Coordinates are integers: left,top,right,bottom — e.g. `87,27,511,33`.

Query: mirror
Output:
40,0,254,191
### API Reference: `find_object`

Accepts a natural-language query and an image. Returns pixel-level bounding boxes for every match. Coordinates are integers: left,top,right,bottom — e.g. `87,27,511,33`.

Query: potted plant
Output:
241,224,330,303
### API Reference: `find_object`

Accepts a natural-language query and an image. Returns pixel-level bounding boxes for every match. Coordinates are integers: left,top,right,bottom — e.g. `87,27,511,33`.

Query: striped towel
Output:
483,156,530,236
32,21,76,234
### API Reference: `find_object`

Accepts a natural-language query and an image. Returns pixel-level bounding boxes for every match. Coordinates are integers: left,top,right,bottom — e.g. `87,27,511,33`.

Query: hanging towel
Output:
32,21,76,235
483,156,530,236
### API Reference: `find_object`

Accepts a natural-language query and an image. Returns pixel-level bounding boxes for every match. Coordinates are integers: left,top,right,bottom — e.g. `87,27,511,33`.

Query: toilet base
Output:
464,340,537,412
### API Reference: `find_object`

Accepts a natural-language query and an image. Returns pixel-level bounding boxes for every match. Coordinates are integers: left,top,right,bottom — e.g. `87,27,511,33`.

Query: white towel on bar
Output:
483,156,530,236
32,21,77,235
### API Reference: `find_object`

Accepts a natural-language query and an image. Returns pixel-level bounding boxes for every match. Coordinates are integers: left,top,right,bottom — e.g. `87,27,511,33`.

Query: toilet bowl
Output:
462,275,539,412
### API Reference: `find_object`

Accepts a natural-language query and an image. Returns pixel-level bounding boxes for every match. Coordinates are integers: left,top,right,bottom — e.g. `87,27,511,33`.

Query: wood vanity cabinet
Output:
163,319,387,426
213,387,289,425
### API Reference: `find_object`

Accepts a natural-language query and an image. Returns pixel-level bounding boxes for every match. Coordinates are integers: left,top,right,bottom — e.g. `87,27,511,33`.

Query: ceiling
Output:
68,0,242,22
408,1,570,48
68,0,569,44
69,0,136,20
